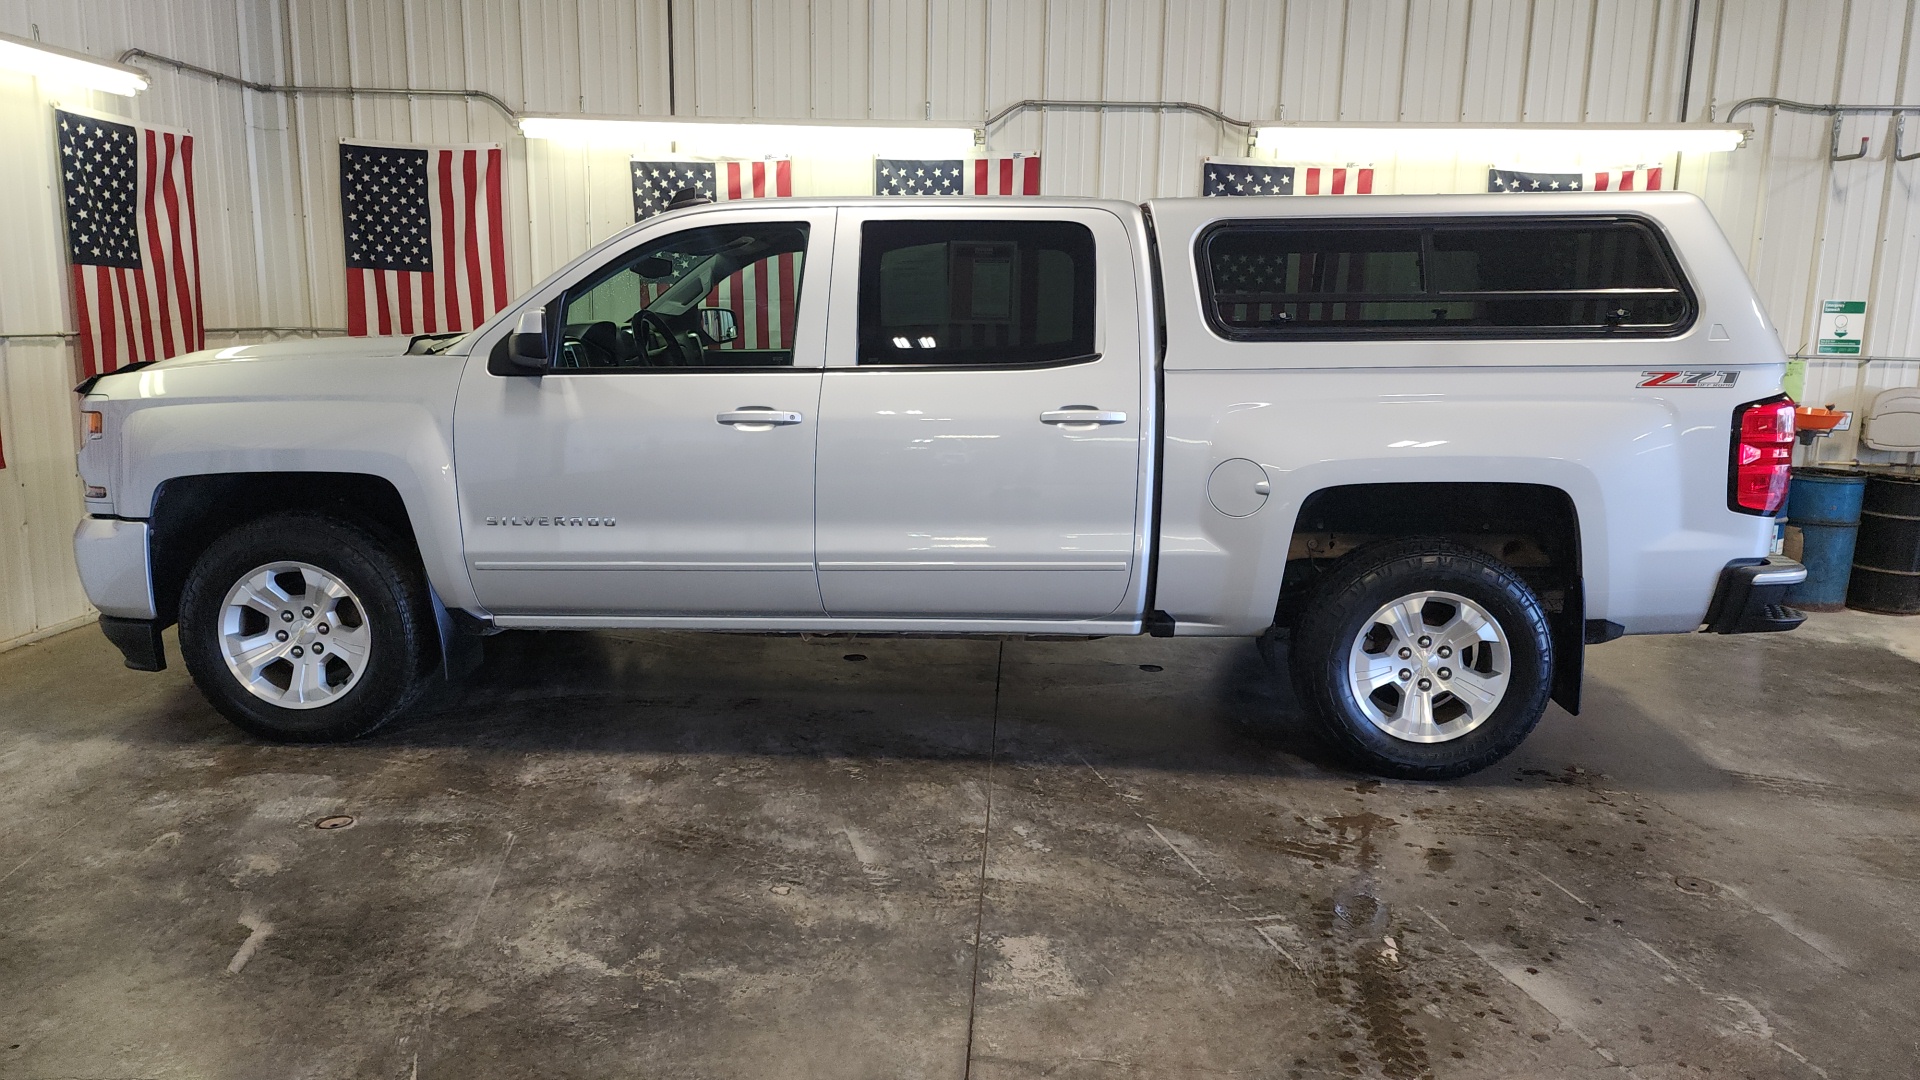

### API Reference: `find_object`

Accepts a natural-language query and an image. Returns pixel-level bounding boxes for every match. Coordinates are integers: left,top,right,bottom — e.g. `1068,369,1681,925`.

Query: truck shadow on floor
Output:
339,628,1732,794
95,624,1755,794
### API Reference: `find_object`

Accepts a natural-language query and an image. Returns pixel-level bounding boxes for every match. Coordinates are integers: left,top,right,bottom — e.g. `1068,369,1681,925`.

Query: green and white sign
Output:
1816,300,1865,356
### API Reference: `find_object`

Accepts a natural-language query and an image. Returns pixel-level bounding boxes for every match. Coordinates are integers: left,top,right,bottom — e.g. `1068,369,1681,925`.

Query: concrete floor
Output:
2,613,1918,1079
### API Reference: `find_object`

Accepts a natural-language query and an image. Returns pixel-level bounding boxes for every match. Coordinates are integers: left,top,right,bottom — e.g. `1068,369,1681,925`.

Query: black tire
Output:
177,512,434,742
1289,538,1553,779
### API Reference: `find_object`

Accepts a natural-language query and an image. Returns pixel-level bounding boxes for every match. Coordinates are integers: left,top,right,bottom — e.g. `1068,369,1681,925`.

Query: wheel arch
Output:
149,472,426,628
1276,480,1590,714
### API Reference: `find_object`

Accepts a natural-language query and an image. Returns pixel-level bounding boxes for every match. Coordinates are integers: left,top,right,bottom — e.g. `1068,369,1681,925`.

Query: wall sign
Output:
1815,300,1866,356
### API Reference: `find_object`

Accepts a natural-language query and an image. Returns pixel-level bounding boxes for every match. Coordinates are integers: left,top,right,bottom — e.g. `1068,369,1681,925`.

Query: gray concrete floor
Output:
2,612,1918,1079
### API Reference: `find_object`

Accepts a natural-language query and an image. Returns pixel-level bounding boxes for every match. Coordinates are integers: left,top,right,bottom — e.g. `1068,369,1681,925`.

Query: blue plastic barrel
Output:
1786,467,1868,611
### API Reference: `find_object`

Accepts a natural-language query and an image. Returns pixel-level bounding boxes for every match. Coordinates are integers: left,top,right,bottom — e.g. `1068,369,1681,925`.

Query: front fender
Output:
116,397,478,612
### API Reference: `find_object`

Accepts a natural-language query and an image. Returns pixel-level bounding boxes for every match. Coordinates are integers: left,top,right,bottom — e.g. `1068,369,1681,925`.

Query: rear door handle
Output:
1040,407,1128,426
717,407,804,428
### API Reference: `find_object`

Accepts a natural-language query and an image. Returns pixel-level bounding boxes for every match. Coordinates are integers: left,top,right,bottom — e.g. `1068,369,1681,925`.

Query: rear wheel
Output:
1290,539,1553,779
178,513,433,742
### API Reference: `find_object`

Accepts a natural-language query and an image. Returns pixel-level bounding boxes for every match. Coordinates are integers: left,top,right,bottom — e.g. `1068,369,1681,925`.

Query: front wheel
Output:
177,512,434,742
1290,539,1554,779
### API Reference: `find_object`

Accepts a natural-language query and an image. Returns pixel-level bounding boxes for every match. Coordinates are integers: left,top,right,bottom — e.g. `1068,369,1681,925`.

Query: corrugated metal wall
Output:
2,0,1918,647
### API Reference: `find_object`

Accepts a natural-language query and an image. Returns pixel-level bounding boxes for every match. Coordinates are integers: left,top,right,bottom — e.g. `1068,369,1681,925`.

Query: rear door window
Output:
857,220,1096,366
1200,217,1694,340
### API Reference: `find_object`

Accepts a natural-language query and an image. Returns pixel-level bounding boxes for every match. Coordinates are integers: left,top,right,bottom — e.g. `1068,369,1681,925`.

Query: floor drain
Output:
1674,875,1716,895
843,653,867,662
315,815,356,831
1139,664,1164,672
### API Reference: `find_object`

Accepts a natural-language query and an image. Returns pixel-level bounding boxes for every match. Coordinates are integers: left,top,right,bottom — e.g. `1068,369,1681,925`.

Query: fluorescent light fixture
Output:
1253,123,1747,161
0,32,147,96
519,114,978,158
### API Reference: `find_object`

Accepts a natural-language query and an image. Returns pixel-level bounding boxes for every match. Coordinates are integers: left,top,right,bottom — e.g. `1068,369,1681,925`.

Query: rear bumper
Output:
1702,556,1807,634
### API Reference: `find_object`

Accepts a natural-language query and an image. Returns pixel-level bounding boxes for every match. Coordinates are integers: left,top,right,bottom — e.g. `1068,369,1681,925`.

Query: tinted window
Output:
858,220,1096,366
555,221,807,370
1201,218,1692,339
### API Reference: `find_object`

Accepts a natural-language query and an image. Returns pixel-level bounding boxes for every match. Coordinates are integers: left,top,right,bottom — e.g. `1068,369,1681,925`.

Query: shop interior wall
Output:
1,0,1916,647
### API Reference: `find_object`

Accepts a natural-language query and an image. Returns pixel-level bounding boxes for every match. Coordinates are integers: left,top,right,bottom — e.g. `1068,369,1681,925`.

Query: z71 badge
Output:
1638,370,1740,388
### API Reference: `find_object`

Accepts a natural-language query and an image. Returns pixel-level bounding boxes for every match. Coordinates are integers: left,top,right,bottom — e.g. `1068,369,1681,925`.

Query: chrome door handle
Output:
717,407,804,427
1040,407,1128,426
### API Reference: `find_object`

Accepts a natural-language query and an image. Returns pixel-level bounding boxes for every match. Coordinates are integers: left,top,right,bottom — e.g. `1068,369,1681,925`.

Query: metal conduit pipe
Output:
984,98,1258,130
117,48,520,125
1719,97,1920,162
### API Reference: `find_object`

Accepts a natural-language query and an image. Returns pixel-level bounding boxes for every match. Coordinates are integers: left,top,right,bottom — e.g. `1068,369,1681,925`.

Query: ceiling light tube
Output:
519,114,979,158
1252,123,1748,161
0,32,148,96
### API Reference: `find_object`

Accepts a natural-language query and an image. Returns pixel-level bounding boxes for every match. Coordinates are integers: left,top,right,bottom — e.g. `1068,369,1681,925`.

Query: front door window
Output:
556,221,809,370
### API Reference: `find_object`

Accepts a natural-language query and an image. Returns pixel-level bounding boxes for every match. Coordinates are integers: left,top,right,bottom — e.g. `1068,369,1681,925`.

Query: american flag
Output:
340,141,509,337
1204,160,1373,196
1488,166,1665,193
631,159,797,351
632,158,791,219
57,109,203,379
875,155,1041,195
1203,161,1294,196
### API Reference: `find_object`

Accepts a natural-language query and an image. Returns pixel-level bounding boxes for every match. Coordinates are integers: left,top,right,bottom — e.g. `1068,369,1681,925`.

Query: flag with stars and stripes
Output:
1203,161,1375,197
632,159,791,220
632,159,797,351
340,140,508,337
1488,166,1665,193
56,109,203,378
875,155,1041,196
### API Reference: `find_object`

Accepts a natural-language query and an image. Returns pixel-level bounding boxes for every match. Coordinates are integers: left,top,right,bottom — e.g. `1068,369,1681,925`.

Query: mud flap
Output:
1549,585,1583,716
429,585,485,681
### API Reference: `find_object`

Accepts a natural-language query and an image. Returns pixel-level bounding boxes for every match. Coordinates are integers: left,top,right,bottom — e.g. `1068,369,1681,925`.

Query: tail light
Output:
1729,396,1794,515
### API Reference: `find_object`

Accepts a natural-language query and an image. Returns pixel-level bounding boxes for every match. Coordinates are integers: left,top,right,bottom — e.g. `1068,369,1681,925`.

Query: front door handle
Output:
717,407,804,428
1040,407,1128,426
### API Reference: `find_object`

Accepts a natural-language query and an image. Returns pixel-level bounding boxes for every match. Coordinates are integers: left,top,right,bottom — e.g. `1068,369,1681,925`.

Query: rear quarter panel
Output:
1146,193,1785,636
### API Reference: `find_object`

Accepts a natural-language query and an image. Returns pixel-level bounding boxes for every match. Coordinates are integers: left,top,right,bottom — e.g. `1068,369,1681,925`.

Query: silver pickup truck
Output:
73,193,1805,777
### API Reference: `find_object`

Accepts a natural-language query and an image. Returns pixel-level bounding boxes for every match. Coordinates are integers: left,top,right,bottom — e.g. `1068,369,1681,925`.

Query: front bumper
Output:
74,517,167,671
1702,555,1807,634
73,517,156,619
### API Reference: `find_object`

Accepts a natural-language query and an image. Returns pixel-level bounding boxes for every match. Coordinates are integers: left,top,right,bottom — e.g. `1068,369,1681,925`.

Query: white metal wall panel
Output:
1281,1,1347,120
928,0,988,121
1585,0,1655,122
1524,0,1595,122
1399,0,1470,122
870,0,930,120
1039,0,1106,197
1460,0,1530,121
1096,0,1161,203
807,0,862,118
1218,0,1287,125
1340,0,1409,122
1156,0,1226,198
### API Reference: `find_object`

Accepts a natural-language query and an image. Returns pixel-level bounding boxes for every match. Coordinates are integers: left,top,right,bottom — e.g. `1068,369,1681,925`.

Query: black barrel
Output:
1848,473,1920,615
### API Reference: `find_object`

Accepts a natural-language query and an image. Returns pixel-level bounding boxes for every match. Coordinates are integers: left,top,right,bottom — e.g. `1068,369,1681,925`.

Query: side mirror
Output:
697,306,739,344
508,308,549,372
